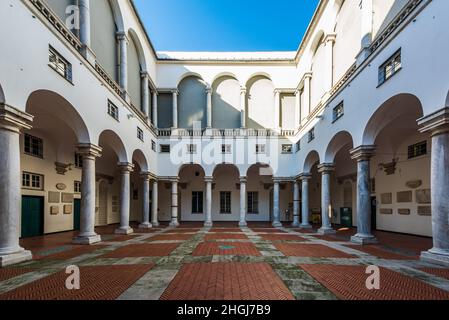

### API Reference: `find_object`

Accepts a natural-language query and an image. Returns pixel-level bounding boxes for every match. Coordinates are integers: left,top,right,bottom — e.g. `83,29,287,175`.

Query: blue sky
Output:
133,0,320,52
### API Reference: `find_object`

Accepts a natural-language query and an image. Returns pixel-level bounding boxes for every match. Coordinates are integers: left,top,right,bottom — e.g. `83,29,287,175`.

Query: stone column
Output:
274,89,281,131
172,90,178,129
73,144,103,245
303,72,312,117
115,163,134,235
292,180,300,227
204,177,213,227
0,104,33,267
78,0,90,47
318,164,336,235
350,146,378,244
357,0,373,65
294,90,301,129
117,32,128,96
300,174,312,229
418,108,449,266
170,178,179,227
139,173,152,229
240,87,247,128
206,87,212,128
272,180,282,227
151,180,159,227
239,177,247,227
324,34,336,92
152,91,158,127
141,72,150,118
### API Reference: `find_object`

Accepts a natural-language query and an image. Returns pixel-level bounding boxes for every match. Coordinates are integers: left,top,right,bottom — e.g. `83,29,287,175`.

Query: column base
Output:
318,227,336,235
169,221,180,228
151,221,160,227
351,234,378,245
0,249,32,267
300,223,313,229
291,222,300,228
421,248,449,267
138,222,153,229
272,221,283,228
115,227,134,235
73,234,102,245
239,221,248,227
204,221,213,227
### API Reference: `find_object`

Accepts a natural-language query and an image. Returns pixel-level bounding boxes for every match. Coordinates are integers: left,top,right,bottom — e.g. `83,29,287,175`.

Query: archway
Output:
178,164,206,223
246,75,275,129
178,75,208,128
212,75,241,129
212,164,240,222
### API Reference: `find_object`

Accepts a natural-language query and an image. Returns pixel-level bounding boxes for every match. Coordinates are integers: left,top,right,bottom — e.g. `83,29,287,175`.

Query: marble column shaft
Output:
116,163,134,234
300,174,312,228
239,177,247,227
205,177,213,227
292,180,300,227
151,180,159,226
170,179,179,227
272,181,282,227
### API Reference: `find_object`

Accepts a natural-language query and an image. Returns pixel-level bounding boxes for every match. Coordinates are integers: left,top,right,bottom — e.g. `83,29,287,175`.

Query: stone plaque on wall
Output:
418,206,432,216
380,208,393,215
50,206,59,215
398,209,411,215
64,205,72,215
61,193,74,203
397,191,413,203
48,191,60,204
381,193,392,205
416,189,431,204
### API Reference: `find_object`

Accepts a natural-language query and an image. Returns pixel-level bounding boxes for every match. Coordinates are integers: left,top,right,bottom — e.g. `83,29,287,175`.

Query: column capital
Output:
317,163,335,174
205,176,214,183
299,173,312,181
239,176,247,183
324,33,337,43
350,145,376,161
418,107,449,136
151,90,159,96
140,71,150,79
171,89,179,96
116,31,128,42
76,143,102,158
301,72,313,83
169,177,180,183
274,89,282,95
0,104,33,133
118,162,134,173
140,172,152,180
206,87,212,94
240,86,247,94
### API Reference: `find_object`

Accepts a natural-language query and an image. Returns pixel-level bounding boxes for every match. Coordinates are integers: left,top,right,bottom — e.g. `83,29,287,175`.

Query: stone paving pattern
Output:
0,223,448,300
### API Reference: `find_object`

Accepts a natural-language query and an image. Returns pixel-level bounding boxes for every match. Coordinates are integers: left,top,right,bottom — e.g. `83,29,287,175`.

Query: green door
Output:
74,199,81,231
21,196,44,238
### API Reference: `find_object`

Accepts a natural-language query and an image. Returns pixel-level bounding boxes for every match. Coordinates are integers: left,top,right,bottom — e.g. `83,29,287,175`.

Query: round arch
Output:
109,0,125,32
211,72,240,87
303,150,320,173
98,130,128,163
246,163,274,177
178,75,208,128
212,163,241,177
309,30,325,56
212,75,241,129
324,131,354,163
128,29,148,72
132,149,149,172
178,163,206,177
246,74,275,129
362,94,424,146
26,90,90,144
176,72,207,88
244,72,272,88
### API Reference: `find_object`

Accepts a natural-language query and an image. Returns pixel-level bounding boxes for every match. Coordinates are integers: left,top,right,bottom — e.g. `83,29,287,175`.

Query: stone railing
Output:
94,63,122,96
157,128,297,138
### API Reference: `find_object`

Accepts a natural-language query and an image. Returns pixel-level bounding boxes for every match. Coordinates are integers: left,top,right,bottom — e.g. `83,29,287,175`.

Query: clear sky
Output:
133,0,320,52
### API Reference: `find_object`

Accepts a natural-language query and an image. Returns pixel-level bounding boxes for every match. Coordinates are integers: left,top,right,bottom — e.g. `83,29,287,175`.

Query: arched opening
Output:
363,94,430,237
303,151,321,226
246,75,275,129
212,76,241,129
212,164,240,222
21,90,91,237
130,149,149,224
178,164,206,222
178,75,207,128
310,33,326,110
127,30,146,111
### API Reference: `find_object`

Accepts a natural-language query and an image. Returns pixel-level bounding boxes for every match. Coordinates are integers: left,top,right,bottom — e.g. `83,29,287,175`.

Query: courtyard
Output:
0,223,448,300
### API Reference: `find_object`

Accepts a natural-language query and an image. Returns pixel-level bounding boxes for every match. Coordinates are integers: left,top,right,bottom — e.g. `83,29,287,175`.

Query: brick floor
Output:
103,235,140,242
160,263,294,300
204,234,248,241
210,228,243,233
252,228,286,233
0,268,34,282
0,264,154,300
260,234,307,242
100,243,179,258
419,268,449,281
134,228,163,234
345,244,417,260
291,228,317,234
34,245,108,260
192,242,261,256
167,228,201,234
312,235,349,242
275,243,355,258
299,264,449,300
374,231,432,256
148,234,194,241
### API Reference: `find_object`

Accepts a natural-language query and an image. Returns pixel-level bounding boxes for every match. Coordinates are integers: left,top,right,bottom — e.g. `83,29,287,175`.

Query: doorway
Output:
21,196,44,238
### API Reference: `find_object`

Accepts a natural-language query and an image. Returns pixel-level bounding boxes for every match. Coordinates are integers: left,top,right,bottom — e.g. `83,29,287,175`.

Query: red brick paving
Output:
192,242,261,256
204,234,248,241
260,234,307,242
0,268,34,282
299,264,449,300
252,228,286,233
0,264,154,300
148,234,194,241
210,228,243,233
345,245,417,260
160,263,294,300
134,228,163,234
100,243,179,258
34,245,108,260
374,231,432,256
312,235,349,242
292,228,317,234
167,228,200,234
419,268,449,281
275,243,356,258
103,235,140,242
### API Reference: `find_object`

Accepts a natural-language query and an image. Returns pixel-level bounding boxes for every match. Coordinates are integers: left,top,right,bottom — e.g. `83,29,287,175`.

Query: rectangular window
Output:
160,144,170,153
333,101,344,122
192,191,204,214
220,192,231,214
24,134,43,158
221,144,232,154
308,128,315,142
282,144,293,154
187,144,197,154
256,144,266,154
49,46,72,82
137,127,144,141
22,172,44,190
151,140,156,152
74,153,83,168
107,100,119,121
378,49,401,86
74,181,81,193
247,192,259,214
408,141,427,159
296,141,301,153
